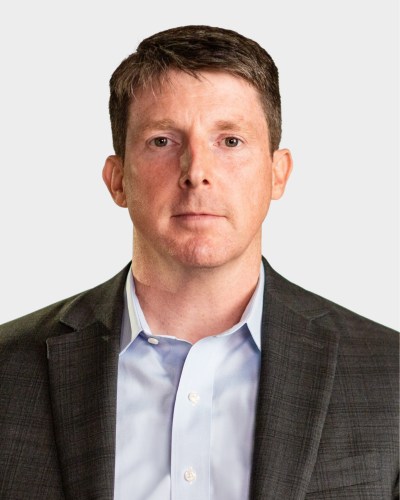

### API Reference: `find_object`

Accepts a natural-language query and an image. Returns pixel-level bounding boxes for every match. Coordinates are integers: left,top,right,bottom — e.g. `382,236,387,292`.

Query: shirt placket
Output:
170,338,222,500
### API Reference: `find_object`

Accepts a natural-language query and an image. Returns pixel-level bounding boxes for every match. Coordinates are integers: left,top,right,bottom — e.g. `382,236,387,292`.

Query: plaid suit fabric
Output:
0,260,398,499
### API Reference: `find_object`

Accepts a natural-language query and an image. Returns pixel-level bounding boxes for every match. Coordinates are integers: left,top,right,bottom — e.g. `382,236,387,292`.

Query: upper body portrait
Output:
0,24,398,500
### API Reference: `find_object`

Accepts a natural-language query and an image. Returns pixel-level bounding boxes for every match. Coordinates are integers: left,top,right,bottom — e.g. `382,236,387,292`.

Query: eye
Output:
152,137,170,147
224,137,241,147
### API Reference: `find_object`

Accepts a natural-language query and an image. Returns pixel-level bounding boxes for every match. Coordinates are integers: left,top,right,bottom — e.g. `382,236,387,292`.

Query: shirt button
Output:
184,467,197,483
188,392,200,405
148,337,159,345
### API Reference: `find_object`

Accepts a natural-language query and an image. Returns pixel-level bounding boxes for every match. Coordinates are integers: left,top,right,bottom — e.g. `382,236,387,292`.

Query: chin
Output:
166,237,234,269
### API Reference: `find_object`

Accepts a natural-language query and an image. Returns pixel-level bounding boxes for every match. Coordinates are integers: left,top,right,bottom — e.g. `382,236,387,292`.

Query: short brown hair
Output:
109,25,281,158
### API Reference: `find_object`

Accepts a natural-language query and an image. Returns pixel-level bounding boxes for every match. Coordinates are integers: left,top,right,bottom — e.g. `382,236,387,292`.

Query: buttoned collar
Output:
120,263,264,354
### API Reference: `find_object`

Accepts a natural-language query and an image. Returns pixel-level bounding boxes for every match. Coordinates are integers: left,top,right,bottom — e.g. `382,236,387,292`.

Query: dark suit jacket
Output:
0,259,398,499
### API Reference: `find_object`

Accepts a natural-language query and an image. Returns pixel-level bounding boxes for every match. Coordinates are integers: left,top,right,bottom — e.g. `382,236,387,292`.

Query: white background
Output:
0,0,398,330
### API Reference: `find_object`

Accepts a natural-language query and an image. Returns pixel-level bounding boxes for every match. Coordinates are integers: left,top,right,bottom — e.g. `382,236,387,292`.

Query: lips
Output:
171,212,225,225
172,212,223,218
174,212,219,217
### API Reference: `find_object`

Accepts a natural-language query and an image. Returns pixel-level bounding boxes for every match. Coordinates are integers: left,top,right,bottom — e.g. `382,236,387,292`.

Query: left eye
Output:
224,137,240,147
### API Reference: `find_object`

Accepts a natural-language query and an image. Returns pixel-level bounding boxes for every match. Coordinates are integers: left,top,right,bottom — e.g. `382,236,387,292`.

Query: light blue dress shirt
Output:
114,265,264,500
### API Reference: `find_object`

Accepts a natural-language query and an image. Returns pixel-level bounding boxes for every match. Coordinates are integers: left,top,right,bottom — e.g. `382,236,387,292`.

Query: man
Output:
0,25,398,500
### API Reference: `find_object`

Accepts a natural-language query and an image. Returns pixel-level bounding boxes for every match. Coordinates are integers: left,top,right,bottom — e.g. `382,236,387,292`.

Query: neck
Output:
131,245,262,344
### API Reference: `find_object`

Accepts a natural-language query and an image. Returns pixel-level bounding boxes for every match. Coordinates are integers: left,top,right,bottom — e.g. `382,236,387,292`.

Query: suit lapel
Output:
250,263,340,499
46,266,129,500
44,260,338,499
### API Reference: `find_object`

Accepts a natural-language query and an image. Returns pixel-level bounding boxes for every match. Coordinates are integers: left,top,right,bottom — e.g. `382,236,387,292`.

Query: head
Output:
109,25,282,159
103,26,292,275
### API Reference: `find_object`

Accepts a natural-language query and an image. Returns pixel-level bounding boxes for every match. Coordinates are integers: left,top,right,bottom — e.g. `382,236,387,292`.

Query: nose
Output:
178,140,212,189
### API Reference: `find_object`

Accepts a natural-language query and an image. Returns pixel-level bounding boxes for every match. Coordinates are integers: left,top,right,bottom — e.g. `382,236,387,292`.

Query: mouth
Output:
173,212,223,218
172,212,225,224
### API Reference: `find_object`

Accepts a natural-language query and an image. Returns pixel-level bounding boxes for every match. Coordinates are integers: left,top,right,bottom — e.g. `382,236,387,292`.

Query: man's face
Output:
104,70,291,270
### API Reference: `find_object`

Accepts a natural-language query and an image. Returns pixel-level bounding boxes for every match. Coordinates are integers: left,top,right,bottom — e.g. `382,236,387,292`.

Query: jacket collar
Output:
250,258,340,499
46,265,129,500
46,259,339,499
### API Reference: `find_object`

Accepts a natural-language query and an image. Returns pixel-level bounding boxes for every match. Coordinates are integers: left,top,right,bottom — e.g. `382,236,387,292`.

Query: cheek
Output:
238,156,272,194
243,164,272,217
123,167,174,219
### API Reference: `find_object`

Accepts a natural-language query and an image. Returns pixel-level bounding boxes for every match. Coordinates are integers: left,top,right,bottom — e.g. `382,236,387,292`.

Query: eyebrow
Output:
132,117,255,139
212,119,249,131
139,119,178,132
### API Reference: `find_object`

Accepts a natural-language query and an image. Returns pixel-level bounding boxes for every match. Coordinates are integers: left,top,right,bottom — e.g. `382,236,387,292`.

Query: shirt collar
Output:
120,263,265,354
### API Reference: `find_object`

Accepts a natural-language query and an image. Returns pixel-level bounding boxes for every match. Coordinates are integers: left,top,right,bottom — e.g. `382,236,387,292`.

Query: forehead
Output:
127,69,267,129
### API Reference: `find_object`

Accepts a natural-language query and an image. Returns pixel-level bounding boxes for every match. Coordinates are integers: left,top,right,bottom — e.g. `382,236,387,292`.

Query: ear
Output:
102,155,127,207
271,148,293,200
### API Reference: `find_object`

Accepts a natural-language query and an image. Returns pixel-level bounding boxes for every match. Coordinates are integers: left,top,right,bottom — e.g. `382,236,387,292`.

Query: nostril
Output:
179,172,210,188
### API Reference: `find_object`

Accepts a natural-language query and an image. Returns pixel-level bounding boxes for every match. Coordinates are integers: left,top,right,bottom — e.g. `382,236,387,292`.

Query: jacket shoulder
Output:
0,297,76,346
263,258,399,344
0,264,130,347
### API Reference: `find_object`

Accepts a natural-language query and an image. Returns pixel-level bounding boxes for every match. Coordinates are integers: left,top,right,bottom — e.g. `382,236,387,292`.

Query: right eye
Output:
151,137,170,147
